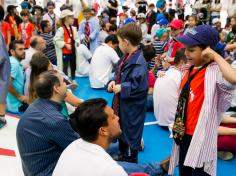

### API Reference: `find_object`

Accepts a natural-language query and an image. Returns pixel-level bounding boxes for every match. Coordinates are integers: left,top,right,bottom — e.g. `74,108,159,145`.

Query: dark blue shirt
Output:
16,98,79,176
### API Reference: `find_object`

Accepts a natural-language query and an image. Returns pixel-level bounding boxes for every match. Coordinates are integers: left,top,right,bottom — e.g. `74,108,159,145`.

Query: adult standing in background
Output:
64,0,87,28
146,3,157,35
107,0,118,18
210,0,222,25
78,8,100,54
0,5,11,129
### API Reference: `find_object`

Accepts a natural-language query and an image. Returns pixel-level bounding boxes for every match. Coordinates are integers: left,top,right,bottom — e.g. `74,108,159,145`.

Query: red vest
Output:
62,26,73,55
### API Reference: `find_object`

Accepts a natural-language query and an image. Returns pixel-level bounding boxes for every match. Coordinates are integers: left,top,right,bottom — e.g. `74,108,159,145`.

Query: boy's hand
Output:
113,84,121,94
201,47,216,61
108,81,115,92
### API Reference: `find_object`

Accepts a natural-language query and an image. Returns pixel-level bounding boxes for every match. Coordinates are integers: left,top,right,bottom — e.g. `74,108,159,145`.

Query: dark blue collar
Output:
37,98,63,112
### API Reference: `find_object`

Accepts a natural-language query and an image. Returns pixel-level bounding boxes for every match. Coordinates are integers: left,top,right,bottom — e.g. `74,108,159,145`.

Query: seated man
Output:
16,70,79,176
153,48,187,129
53,98,127,176
89,34,120,89
21,36,46,69
53,98,169,176
7,40,28,113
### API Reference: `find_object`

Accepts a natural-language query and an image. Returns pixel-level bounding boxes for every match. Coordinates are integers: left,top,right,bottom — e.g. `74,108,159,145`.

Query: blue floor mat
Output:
74,77,236,176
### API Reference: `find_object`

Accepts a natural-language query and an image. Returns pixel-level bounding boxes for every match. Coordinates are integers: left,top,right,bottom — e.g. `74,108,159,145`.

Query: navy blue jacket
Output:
112,49,148,149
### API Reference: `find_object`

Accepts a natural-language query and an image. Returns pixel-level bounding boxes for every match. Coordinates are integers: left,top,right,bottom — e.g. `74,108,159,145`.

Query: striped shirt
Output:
168,63,235,176
149,41,167,75
41,32,57,64
16,98,79,175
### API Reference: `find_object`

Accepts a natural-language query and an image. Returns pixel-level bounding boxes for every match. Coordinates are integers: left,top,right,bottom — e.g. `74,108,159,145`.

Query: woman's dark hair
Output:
0,5,4,21
70,98,109,142
174,48,187,65
34,70,60,99
29,52,50,103
142,44,156,63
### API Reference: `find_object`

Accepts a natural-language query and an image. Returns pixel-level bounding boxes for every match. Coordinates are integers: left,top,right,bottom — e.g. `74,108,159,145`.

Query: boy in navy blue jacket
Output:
108,23,148,163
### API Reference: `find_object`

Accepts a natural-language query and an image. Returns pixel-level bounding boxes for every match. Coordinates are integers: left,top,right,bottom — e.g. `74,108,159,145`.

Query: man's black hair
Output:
105,34,119,44
9,40,24,50
70,98,109,142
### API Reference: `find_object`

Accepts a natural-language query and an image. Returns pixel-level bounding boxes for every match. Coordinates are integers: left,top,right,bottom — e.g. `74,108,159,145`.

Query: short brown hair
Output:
117,23,142,46
20,9,30,17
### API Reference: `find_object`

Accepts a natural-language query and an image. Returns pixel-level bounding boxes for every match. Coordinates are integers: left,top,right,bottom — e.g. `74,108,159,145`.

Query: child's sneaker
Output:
0,118,7,129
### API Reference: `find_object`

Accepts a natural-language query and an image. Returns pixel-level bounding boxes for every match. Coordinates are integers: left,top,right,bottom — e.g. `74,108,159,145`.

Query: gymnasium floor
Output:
1,77,236,176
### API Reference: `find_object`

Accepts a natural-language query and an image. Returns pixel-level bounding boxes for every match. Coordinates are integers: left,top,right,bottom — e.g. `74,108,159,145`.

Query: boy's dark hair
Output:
105,34,119,44
0,5,4,21
34,70,60,99
40,20,50,32
117,23,142,46
20,9,30,17
9,40,24,50
70,98,109,142
174,48,187,65
142,44,156,63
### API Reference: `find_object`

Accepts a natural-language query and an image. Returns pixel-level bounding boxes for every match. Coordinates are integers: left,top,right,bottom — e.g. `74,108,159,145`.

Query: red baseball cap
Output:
170,19,184,29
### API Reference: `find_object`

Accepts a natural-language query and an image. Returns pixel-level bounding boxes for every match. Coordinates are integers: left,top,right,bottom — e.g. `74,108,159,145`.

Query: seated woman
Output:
25,52,82,119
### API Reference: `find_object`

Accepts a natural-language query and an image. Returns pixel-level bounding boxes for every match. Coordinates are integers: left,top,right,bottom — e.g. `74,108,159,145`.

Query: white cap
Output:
59,9,74,19
137,13,146,19
212,18,220,25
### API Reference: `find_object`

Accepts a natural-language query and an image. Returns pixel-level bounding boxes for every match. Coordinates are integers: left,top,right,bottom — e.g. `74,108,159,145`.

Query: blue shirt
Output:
16,98,79,176
7,56,24,113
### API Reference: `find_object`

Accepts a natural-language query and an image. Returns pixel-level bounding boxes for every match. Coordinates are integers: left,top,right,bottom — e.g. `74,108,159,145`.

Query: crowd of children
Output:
1,0,236,176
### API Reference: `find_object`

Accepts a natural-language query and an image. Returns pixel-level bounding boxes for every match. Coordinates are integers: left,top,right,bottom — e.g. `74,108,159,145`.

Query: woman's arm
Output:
65,92,82,107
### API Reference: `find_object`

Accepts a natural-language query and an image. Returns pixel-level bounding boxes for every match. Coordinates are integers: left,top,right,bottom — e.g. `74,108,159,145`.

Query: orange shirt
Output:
1,21,10,44
8,16,16,37
62,26,73,55
18,22,35,49
180,67,206,135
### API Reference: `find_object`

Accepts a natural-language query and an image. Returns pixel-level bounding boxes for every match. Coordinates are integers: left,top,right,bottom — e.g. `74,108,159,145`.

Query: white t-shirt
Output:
153,67,181,127
89,43,120,88
21,47,37,68
76,44,92,77
53,139,128,176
